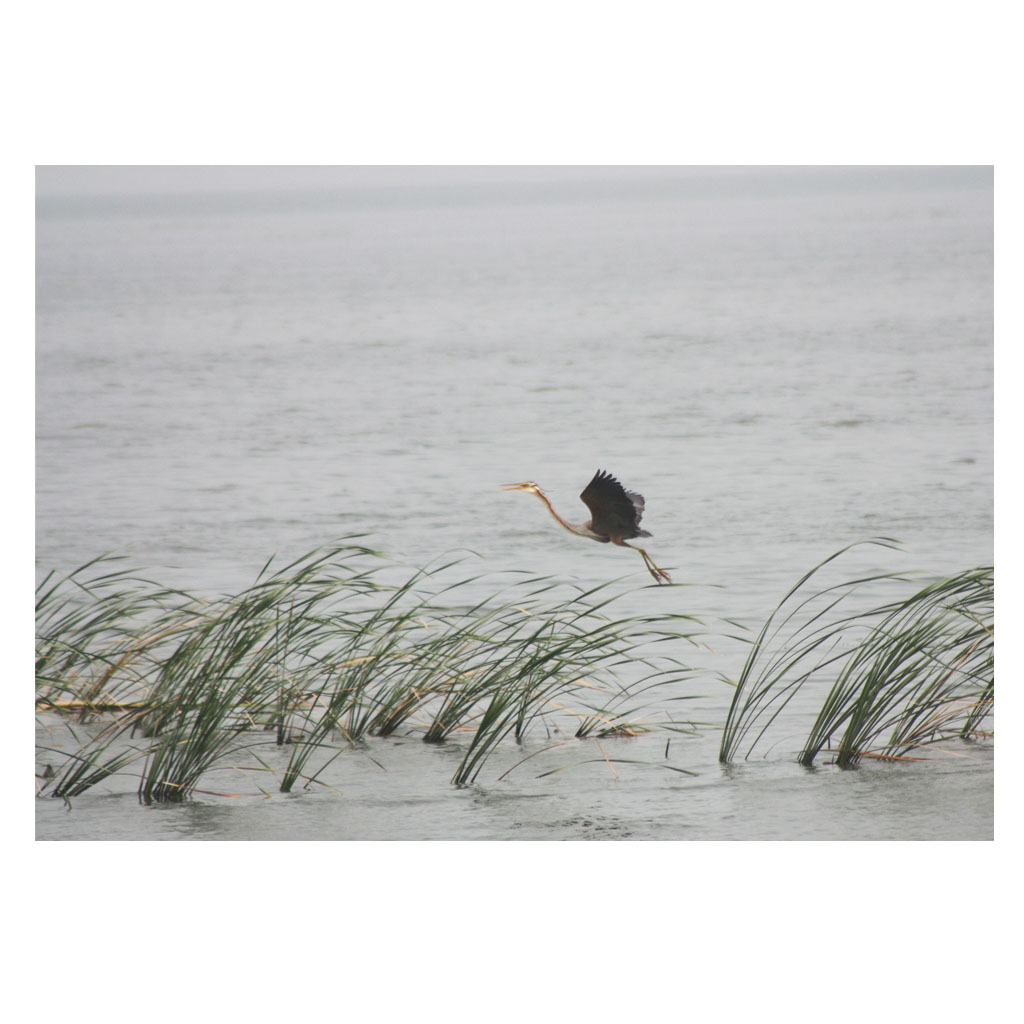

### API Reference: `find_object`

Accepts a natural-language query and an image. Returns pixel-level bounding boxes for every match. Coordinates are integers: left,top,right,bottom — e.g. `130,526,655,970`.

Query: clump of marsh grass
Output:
799,566,993,767
277,571,703,789
37,543,394,802
35,557,207,799
719,542,993,767
135,545,398,801
36,548,705,802
441,584,702,786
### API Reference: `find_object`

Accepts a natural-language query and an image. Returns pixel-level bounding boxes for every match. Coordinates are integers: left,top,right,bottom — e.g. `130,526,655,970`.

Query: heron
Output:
503,469,672,584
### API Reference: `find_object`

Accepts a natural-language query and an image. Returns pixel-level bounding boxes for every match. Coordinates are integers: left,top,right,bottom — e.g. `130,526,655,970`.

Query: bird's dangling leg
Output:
617,540,671,584
639,548,672,585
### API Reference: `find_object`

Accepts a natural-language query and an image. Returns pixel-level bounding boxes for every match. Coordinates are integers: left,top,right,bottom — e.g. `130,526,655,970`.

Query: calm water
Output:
35,166,994,840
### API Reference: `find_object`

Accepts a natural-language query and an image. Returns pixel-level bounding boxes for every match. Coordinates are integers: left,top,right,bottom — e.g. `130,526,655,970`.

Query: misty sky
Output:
35,165,716,197
35,165,992,204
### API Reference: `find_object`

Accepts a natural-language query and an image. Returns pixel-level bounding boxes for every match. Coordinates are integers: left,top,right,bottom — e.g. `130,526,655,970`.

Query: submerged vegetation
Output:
35,541,994,805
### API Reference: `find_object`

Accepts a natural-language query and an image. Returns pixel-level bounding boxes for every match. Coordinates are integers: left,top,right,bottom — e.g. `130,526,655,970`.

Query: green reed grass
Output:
37,544,392,801
799,566,993,767
37,714,150,799
719,542,993,766
36,557,197,716
37,542,993,803
36,547,704,801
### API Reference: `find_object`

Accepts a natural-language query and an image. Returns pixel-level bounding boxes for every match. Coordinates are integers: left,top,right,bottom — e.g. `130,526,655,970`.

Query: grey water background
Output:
35,165,993,840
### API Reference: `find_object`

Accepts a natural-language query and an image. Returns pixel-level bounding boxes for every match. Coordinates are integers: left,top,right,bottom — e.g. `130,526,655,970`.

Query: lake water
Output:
35,166,994,840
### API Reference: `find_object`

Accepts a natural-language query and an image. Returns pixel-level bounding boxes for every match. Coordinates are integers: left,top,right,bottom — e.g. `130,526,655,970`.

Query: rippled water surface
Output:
35,166,994,840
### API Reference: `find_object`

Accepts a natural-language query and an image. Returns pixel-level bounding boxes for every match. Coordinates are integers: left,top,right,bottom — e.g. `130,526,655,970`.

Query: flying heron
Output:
503,469,672,584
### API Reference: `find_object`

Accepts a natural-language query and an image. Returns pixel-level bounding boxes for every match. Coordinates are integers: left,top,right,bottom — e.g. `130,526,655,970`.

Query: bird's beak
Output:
502,483,523,490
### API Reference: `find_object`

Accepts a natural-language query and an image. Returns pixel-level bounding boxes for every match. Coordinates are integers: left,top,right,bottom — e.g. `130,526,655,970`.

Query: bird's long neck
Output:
532,488,592,538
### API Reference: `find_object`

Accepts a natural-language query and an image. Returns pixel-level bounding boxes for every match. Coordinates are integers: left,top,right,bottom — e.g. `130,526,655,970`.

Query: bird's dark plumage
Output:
580,469,652,541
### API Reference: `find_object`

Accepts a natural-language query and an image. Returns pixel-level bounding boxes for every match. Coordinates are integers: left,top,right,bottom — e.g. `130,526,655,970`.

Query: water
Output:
35,166,994,840
34,728,993,841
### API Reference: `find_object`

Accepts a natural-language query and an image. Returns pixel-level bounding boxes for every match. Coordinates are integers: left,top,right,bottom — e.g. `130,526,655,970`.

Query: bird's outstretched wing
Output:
579,469,651,539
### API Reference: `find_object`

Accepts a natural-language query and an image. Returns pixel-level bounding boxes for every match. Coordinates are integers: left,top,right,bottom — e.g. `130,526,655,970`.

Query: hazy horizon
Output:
36,164,991,198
